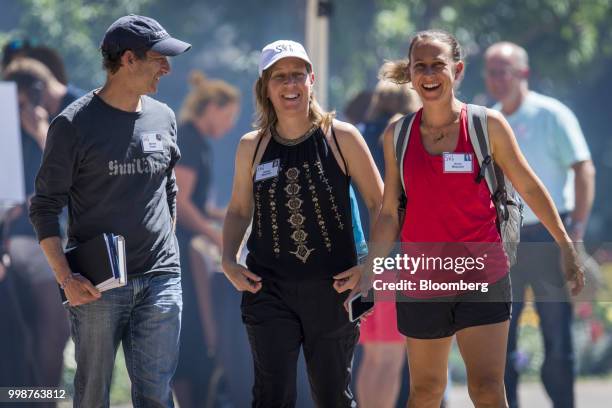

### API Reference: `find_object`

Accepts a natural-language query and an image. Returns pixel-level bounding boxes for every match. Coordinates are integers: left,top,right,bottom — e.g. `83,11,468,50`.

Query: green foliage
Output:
5,0,612,107
403,0,612,97
329,0,612,107
2,0,611,222
4,0,154,87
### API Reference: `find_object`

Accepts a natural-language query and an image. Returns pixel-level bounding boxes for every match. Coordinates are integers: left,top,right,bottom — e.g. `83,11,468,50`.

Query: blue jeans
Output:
505,218,574,408
67,273,182,408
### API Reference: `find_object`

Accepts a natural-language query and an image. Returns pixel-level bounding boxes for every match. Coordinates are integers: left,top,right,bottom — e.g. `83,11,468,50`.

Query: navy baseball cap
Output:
101,15,191,56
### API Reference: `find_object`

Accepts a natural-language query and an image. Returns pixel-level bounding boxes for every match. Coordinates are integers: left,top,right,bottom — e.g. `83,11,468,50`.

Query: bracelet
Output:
59,274,76,289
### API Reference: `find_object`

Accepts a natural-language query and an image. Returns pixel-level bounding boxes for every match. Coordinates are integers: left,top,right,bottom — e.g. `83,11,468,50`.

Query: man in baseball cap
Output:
29,15,188,407
97,14,191,96
101,14,191,57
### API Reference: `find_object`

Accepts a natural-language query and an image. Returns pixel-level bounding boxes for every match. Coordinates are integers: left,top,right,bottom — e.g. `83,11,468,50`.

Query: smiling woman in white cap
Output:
221,40,383,407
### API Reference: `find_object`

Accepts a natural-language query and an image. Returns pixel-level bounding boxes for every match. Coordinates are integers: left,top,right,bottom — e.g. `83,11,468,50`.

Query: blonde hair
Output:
179,71,240,124
253,62,334,137
380,29,463,84
365,79,420,122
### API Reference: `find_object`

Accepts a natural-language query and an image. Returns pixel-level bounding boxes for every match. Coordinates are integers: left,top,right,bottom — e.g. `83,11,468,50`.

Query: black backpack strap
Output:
393,112,416,196
467,105,500,196
467,104,512,220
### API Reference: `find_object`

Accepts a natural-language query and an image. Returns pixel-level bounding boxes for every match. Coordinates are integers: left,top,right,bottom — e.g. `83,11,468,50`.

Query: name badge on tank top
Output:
443,152,473,173
255,159,280,182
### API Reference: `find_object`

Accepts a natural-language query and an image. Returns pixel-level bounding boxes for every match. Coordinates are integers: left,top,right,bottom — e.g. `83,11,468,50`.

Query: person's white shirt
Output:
494,91,591,225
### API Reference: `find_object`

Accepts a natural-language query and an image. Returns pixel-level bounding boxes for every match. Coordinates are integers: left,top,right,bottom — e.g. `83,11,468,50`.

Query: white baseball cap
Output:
258,40,312,77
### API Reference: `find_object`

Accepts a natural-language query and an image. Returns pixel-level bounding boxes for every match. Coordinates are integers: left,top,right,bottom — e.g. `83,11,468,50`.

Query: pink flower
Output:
590,320,605,343
577,303,593,319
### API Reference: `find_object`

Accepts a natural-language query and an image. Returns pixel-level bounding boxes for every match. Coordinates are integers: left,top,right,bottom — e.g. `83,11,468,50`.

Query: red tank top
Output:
399,105,508,298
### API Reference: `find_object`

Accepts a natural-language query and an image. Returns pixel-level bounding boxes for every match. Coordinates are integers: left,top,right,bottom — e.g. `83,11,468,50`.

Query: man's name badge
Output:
255,159,280,181
141,133,164,153
443,152,473,173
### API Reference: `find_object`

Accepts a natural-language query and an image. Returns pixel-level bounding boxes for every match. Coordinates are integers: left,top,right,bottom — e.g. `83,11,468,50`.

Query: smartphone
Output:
348,291,374,322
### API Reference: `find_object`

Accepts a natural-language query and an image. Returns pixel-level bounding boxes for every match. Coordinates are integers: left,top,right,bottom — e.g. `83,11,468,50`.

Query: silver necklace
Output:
271,125,318,146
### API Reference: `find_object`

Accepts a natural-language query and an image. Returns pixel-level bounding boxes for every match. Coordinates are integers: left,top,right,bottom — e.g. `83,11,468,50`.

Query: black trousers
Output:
241,278,359,408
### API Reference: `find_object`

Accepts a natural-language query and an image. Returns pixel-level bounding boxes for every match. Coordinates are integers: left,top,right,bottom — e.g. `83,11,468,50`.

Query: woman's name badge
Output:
141,133,164,153
255,159,280,181
443,152,473,173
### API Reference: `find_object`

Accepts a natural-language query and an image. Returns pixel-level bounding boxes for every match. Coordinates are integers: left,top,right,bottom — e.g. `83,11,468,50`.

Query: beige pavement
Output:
449,379,612,408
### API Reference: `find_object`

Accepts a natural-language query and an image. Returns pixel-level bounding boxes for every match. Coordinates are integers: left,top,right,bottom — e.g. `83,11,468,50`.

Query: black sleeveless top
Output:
246,126,357,281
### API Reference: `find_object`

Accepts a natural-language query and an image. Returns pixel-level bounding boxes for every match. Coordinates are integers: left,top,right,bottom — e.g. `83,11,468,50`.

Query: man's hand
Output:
560,245,586,296
63,274,102,306
222,261,262,293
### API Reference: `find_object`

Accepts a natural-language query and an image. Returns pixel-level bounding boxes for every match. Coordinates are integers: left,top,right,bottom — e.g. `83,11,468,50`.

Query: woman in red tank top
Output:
340,30,585,407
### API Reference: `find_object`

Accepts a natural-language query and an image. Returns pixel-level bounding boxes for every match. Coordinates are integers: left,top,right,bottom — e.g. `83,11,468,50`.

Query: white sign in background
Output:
0,81,25,216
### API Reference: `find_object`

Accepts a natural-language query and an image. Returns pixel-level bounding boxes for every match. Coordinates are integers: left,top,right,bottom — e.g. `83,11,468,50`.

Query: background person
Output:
172,70,240,407
1,56,82,398
484,41,596,408
3,57,83,195
361,80,421,178
342,89,373,128
355,79,421,408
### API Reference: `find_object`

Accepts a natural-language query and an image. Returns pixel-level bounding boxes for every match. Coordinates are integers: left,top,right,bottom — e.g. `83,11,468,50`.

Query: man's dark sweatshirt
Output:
29,91,181,277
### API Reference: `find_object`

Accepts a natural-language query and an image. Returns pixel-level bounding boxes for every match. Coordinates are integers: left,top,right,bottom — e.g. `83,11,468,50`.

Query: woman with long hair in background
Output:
173,71,240,408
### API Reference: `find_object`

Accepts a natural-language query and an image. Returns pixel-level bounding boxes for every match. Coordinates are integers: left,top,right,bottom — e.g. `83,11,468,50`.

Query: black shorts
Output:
396,275,512,339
